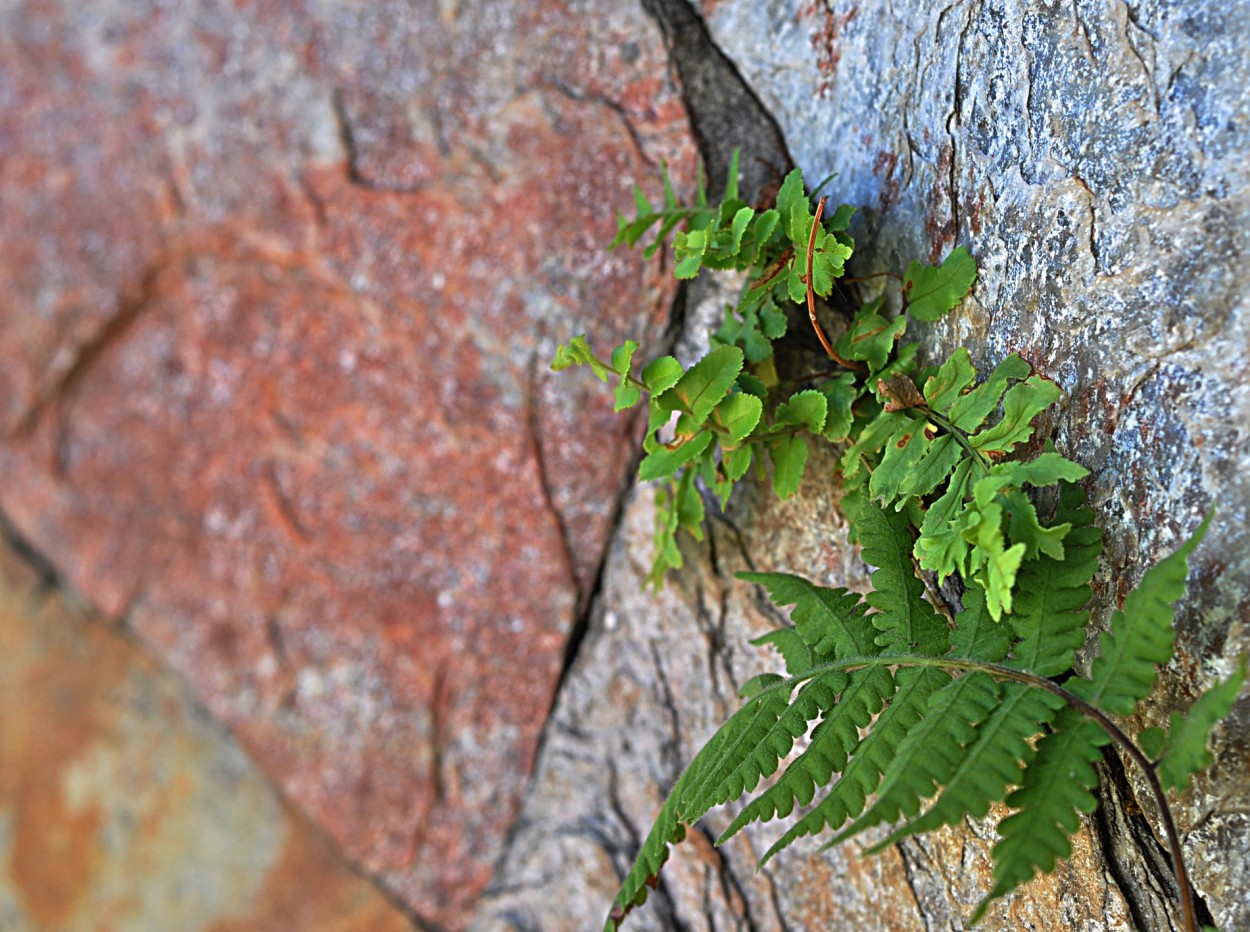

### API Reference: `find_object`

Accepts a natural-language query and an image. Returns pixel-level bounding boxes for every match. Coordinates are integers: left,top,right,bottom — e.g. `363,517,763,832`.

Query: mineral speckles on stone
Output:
0,1,695,926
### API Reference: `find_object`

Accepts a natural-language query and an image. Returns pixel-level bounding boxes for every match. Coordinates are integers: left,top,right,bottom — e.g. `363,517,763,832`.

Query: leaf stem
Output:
923,407,994,474
805,197,866,373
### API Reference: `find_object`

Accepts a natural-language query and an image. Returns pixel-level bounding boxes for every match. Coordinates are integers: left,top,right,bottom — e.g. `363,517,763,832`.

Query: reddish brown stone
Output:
0,2,695,926
0,537,414,932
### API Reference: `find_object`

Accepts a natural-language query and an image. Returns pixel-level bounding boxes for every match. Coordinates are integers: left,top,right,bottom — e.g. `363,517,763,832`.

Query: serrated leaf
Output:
712,392,763,446
836,298,907,372
904,246,977,321
858,504,950,655
1155,660,1245,792
869,416,931,505
915,459,975,579
964,503,1027,619
674,227,708,279
739,672,786,699
659,345,744,425
819,373,859,442
769,434,810,499
922,347,978,412
970,376,1063,456
738,572,876,659
1070,513,1211,716
638,431,714,482
642,356,684,394
611,340,641,411
947,353,1033,430
776,390,828,434
826,203,856,231
752,628,814,677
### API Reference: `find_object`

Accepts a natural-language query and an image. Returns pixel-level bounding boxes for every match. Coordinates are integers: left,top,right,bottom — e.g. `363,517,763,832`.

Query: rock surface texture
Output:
2,0,1247,930
478,0,1250,930
0,1,692,927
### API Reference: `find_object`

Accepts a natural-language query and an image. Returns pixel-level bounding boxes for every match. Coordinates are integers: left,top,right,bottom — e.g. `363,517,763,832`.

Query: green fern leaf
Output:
979,709,1106,914
767,665,953,860
1070,513,1211,715
904,247,977,321
1008,483,1101,676
830,671,1002,841
1153,659,1246,792
866,682,1065,851
717,665,895,842
737,572,876,660
857,504,950,656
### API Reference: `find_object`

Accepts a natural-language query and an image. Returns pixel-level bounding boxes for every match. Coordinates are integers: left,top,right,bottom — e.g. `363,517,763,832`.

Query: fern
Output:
604,501,1238,931
557,154,1241,932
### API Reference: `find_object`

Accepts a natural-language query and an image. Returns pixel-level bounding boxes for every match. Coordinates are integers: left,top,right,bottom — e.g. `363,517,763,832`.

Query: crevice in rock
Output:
330,87,427,195
638,0,793,203
1092,748,1216,932
12,255,171,455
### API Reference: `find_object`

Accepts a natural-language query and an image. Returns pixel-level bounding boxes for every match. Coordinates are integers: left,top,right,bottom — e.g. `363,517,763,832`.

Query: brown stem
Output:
805,197,866,373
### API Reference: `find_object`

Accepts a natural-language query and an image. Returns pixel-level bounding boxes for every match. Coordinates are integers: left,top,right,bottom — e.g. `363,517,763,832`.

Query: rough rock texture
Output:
477,0,1250,930
0,1,693,927
4,0,1248,930
0,530,414,931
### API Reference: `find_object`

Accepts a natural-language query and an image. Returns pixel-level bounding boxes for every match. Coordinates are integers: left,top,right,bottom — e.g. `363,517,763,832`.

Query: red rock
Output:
0,2,695,925
0,538,414,932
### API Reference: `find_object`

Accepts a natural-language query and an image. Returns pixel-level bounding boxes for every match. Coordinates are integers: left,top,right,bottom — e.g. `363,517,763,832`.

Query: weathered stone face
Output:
0,533,415,931
4,0,1246,929
478,1,1249,930
0,1,693,926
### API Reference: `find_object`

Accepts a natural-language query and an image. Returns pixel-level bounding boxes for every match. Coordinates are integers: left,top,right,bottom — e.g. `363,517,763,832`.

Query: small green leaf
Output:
662,346,745,425
819,374,859,442
971,376,1064,455
638,431,715,482
948,354,1033,430
826,203,856,231
713,392,764,446
723,444,753,482
611,340,642,411
922,347,978,412
1138,727,1167,760
739,672,787,699
776,390,828,434
904,246,977,321
642,356,684,394
674,228,708,279
1155,660,1245,792
775,169,807,242
770,435,810,498
835,298,907,372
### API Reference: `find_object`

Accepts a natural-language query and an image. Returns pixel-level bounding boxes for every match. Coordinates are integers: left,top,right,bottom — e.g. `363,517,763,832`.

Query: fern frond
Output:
866,682,1065,851
1070,513,1210,715
681,671,847,820
770,665,953,860
948,583,1012,662
978,709,1106,914
831,670,1002,840
1007,482,1101,676
738,572,876,661
1149,658,1246,793
857,504,949,656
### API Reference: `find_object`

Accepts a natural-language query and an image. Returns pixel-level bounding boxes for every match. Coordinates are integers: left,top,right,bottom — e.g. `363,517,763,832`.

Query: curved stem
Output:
805,197,866,373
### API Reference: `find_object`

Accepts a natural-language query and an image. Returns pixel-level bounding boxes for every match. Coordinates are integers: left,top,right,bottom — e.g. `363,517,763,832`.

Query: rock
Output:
0,531,414,932
479,0,1249,929
0,1,694,926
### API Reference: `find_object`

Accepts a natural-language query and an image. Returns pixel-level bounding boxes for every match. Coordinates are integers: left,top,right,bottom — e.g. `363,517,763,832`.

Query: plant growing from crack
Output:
553,155,1243,932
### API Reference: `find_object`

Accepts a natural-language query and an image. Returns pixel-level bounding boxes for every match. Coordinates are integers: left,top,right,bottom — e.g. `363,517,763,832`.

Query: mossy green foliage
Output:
553,158,1242,930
